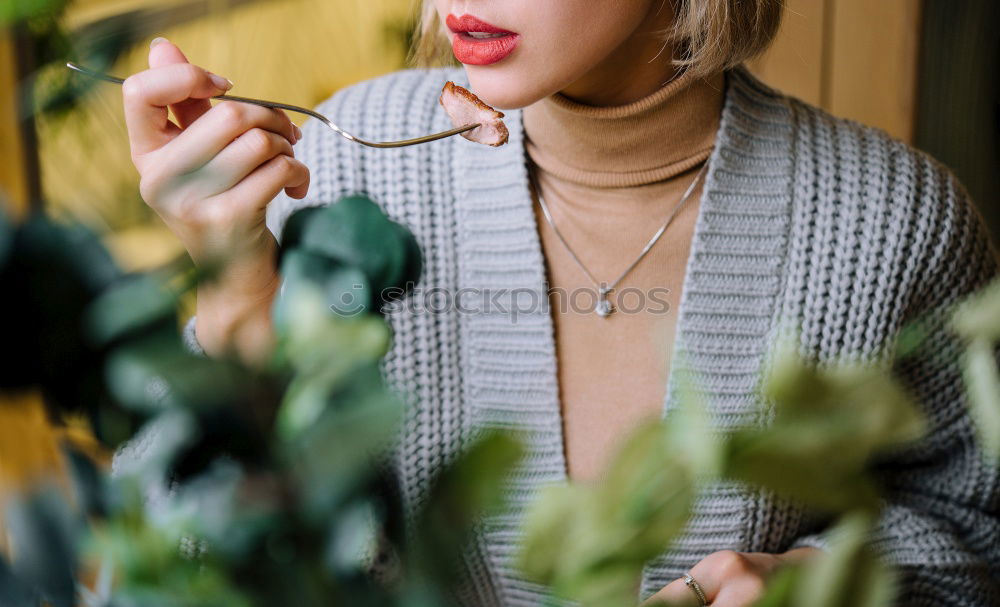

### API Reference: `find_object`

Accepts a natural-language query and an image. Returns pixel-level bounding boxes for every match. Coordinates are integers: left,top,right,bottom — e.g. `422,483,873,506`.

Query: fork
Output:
66,61,480,148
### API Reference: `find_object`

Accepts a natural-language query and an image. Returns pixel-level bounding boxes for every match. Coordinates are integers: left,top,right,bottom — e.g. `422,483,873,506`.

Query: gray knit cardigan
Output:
137,65,1000,605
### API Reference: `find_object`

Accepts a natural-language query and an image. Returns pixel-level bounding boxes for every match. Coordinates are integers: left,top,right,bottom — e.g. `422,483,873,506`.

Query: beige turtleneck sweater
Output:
523,69,726,484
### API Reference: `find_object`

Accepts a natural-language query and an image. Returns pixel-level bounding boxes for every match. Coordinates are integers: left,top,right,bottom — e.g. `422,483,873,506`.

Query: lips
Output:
446,14,520,66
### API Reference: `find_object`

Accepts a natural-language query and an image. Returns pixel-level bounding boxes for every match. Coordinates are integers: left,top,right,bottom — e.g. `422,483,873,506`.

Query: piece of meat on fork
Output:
438,81,509,147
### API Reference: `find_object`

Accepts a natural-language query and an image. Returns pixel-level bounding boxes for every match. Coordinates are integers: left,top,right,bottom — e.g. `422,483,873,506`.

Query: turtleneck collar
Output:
522,69,726,188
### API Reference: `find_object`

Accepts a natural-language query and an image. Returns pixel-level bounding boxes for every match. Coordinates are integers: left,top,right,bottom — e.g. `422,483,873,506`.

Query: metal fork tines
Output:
66,61,480,148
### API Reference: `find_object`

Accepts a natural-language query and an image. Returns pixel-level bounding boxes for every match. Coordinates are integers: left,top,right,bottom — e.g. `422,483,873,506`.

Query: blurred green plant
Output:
728,338,926,515
514,267,1000,607
952,278,1000,455
0,195,524,607
4,0,130,121
2,195,999,606
516,331,928,607
0,0,64,26
516,279,1000,607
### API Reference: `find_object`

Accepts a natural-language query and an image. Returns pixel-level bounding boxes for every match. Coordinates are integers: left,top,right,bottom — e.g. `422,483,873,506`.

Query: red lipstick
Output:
446,14,520,66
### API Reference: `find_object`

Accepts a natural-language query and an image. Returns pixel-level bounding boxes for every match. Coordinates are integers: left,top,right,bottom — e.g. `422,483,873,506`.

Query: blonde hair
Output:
406,0,784,80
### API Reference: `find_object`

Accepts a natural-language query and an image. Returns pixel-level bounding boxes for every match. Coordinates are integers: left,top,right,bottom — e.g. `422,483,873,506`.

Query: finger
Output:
685,559,726,604
148,37,226,129
122,62,232,156
643,577,704,607
218,153,310,217
162,101,298,176
193,128,296,196
649,563,726,607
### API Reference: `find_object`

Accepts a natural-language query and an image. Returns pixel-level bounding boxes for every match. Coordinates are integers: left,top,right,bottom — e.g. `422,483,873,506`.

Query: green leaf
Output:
735,334,927,514
386,219,424,300
62,442,108,519
951,278,1000,342
665,352,724,478
518,412,700,607
86,473,253,607
280,195,423,309
273,281,391,439
84,272,178,346
109,410,198,483
0,0,69,28
0,553,40,606
751,565,801,607
281,196,402,294
793,513,897,607
514,358,724,607
0,210,121,414
4,486,79,607
758,332,827,413
103,335,190,415
277,310,393,441
726,433,882,513
276,249,374,323
284,366,404,517
517,484,585,583
324,499,381,575
105,335,270,420
154,460,281,564
591,422,695,562
961,338,1000,456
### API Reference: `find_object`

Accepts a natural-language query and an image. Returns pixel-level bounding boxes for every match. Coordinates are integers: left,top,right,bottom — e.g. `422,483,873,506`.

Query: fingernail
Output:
150,36,168,49
207,72,234,91
293,125,303,141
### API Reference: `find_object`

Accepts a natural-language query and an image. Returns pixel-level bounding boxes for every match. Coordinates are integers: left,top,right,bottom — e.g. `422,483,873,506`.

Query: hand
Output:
121,37,310,362
640,547,822,607
123,37,307,266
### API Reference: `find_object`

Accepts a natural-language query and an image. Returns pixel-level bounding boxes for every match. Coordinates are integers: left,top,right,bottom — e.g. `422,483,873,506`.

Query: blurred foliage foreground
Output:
1,192,1000,607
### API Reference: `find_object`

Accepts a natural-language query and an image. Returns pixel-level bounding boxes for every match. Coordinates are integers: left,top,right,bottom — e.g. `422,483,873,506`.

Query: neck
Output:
558,0,680,106
522,68,725,188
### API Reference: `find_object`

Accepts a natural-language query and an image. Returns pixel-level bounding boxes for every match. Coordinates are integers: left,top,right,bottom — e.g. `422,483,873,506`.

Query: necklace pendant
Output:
595,287,614,318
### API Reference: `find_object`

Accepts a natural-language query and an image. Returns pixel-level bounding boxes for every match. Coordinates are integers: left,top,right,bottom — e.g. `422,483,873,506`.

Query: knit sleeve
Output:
181,315,206,356
792,163,1000,606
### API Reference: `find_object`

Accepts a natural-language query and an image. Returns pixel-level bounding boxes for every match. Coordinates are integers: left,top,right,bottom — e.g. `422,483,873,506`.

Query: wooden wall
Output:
750,0,923,144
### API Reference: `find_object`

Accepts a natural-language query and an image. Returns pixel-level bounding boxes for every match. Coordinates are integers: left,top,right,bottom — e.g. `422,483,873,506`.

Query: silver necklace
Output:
529,158,709,318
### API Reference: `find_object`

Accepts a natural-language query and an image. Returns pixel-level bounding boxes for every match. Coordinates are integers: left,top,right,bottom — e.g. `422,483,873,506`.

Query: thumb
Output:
148,36,224,128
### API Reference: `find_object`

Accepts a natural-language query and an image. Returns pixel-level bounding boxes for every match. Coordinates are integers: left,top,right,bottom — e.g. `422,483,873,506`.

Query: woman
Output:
119,0,1000,605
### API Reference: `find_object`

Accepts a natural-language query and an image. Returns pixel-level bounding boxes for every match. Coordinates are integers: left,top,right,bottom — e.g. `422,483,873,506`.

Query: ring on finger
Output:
683,572,709,606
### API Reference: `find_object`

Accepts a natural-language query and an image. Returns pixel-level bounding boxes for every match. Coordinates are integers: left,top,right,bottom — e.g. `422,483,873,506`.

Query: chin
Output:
462,65,550,111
